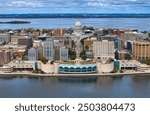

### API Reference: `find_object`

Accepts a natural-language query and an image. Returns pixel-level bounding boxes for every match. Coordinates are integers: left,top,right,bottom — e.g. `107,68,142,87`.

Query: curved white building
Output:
58,63,97,74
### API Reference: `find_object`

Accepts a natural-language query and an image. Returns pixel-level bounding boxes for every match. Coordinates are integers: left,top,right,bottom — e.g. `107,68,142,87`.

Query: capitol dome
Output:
75,20,81,27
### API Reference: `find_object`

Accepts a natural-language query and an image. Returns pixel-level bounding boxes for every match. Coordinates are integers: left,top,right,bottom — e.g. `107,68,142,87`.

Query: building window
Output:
82,67,87,72
64,67,69,72
70,67,75,72
142,44,145,46
76,67,81,72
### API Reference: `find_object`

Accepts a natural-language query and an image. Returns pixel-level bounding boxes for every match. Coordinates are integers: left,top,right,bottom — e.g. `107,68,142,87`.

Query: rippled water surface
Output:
0,75,150,98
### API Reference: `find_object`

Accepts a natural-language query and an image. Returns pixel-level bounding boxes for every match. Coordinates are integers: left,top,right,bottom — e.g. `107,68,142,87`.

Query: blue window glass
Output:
82,67,87,72
64,67,69,72
59,67,64,72
70,67,75,72
76,67,81,72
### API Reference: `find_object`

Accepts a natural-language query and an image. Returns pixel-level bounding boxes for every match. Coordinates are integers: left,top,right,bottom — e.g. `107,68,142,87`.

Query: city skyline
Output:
0,0,150,14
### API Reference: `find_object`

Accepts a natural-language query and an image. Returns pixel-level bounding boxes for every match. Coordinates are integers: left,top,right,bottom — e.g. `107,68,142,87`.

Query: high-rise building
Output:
18,35,33,49
101,35,121,51
10,34,19,44
0,34,10,44
54,47,60,61
38,46,43,60
84,39,94,51
120,32,148,42
0,49,12,65
43,40,55,61
28,47,38,61
60,47,68,61
133,41,150,59
33,40,43,59
126,40,133,53
51,29,67,36
93,40,115,60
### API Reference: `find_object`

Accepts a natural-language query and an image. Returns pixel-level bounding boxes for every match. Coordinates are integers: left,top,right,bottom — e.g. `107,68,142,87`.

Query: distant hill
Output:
0,14,150,18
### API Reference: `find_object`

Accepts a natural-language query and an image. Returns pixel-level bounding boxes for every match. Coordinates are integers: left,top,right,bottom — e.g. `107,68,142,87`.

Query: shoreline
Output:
0,72,150,78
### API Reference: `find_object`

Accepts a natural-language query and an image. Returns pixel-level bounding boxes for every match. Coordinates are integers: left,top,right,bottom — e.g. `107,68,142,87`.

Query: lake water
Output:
0,18,150,31
0,75,150,98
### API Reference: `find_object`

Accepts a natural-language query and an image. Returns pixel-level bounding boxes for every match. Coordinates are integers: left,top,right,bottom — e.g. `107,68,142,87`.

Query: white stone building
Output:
93,40,115,61
0,34,10,44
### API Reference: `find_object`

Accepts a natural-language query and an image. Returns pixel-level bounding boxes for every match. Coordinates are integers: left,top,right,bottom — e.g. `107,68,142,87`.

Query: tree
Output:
41,56,48,64
26,28,35,33
120,70,124,73
68,49,76,60
146,59,150,65
80,50,87,60
70,55,76,60
93,33,98,37
110,68,118,73
125,54,132,60
81,55,87,60
85,45,89,51
80,37,88,49
107,58,114,63
50,61,54,65
80,38,85,46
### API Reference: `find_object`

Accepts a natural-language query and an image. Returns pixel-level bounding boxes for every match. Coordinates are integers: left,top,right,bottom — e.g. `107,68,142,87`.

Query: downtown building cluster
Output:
0,21,150,74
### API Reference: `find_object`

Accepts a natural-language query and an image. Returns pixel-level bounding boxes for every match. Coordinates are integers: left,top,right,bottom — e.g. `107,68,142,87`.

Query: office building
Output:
133,41,150,59
93,40,115,60
28,47,38,61
0,50,12,65
60,47,68,61
54,47,61,61
51,29,67,36
0,34,10,44
43,40,55,61
115,50,131,60
126,40,133,53
101,35,121,51
18,35,33,49
10,34,19,44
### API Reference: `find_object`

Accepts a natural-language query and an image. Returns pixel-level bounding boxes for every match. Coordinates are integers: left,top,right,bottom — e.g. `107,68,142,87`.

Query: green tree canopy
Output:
41,56,48,64
80,50,87,60
68,49,76,60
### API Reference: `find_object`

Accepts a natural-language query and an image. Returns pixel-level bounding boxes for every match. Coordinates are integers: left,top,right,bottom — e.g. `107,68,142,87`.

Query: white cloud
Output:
86,0,150,7
8,0,43,8
0,0,150,13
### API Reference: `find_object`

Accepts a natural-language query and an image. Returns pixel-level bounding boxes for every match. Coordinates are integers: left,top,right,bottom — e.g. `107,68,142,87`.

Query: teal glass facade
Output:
34,62,38,71
114,61,120,70
59,64,97,74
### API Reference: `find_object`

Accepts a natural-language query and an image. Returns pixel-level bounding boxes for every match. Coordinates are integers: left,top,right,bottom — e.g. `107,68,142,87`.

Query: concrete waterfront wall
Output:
40,63,55,73
54,63,59,74
97,62,114,73
39,62,114,74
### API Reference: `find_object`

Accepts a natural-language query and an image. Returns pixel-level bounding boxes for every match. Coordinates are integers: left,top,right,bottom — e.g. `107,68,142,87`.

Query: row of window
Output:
134,44,150,46
59,66,97,73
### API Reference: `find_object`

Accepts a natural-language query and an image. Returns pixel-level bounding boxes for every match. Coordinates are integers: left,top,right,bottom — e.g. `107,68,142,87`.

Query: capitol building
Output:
70,20,92,43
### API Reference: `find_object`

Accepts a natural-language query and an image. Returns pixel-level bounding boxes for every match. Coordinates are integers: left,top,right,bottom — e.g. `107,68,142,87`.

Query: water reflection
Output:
0,75,150,98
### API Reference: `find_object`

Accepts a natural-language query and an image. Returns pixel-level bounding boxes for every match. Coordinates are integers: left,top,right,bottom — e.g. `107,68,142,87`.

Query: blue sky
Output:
0,0,150,14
